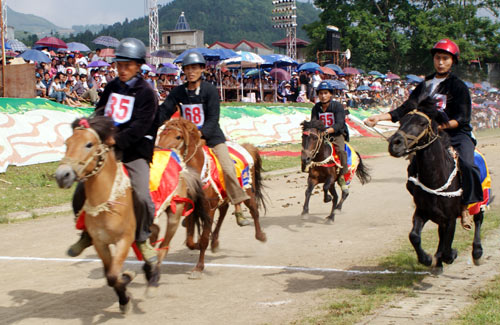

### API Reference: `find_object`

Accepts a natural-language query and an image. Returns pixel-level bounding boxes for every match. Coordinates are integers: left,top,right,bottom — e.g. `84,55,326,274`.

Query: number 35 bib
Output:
181,104,205,129
104,93,135,124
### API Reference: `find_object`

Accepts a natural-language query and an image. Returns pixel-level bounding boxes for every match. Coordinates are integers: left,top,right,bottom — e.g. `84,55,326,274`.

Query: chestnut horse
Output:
55,116,208,312
156,118,267,262
300,119,371,222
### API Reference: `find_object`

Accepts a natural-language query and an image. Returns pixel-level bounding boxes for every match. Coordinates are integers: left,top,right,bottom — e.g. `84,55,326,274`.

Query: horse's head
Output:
388,95,444,157
300,119,326,172
55,116,116,188
157,118,202,158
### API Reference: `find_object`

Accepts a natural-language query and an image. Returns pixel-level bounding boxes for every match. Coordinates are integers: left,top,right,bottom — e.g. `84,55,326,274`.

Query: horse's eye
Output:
176,136,181,140
86,142,93,149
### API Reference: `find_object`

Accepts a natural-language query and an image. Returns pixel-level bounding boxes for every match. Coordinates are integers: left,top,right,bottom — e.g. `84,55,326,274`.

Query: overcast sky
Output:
9,0,173,28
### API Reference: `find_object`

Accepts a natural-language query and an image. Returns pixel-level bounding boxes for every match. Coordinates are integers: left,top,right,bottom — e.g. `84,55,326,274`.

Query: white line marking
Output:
0,256,429,275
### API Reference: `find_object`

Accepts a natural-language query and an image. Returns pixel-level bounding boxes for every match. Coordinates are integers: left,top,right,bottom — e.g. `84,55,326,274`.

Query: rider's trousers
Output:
330,135,348,175
72,158,155,242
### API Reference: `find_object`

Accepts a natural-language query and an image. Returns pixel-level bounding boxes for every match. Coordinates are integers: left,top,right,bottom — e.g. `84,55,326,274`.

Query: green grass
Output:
0,162,74,216
298,207,500,325
221,102,313,108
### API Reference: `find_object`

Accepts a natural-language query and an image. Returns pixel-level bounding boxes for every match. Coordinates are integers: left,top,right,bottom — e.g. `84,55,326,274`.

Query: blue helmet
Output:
316,80,334,93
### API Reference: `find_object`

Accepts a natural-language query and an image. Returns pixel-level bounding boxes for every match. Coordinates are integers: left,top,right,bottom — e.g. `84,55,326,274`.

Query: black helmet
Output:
115,38,146,63
182,51,206,67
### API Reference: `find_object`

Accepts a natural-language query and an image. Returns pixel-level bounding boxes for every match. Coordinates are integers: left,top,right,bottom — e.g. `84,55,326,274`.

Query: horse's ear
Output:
104,135,115,147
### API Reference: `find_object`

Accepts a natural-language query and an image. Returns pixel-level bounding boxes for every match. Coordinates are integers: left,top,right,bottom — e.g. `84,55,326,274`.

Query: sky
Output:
8,0,173,28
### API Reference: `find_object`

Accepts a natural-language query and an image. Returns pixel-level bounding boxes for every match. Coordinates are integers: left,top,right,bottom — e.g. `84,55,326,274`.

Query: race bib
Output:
104,93,135,124
433,94,447,112
181,104,205,129
319,112,334,127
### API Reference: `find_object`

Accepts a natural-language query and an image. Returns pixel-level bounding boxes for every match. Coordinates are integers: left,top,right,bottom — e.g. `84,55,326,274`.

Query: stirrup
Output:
235,212,250,227
67,231,92,257
136,241,158,264
461,208,473,231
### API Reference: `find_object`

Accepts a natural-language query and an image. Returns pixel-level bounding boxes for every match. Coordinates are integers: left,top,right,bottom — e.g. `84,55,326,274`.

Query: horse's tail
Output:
183,167,210,234
242,143,267,213
355,151,371,185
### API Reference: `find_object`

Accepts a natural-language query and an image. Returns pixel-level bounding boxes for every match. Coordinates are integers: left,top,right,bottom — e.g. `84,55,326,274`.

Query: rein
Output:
158,124,202,163
61,126,110,182
302,130,338,171
397,110,439,155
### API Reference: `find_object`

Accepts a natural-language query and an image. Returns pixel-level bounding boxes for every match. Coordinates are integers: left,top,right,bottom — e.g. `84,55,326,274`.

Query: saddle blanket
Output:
321,142,359,185
202,142,254,200
468,149,491,215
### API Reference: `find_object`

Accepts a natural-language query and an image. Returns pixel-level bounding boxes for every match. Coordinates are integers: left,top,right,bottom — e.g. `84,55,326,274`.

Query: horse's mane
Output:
301,119,326,132
71,116,116,142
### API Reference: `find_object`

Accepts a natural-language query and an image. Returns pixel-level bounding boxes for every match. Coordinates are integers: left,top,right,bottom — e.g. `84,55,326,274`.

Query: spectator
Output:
35,73,47,98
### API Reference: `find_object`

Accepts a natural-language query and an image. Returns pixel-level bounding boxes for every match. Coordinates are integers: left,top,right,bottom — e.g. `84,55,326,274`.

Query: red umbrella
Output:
100,48,115,58
473,83,482,89
386,73,400,80
343,67,359,75
269,68,291,81
35,37,68,49
320,66,336,75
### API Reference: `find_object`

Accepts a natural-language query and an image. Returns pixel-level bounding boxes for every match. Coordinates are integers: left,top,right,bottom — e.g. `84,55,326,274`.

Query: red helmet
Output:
431,39,460,62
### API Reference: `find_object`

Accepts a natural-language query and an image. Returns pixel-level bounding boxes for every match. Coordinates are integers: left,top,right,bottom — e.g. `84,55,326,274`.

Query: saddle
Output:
468,149,491,214
312,141,359,185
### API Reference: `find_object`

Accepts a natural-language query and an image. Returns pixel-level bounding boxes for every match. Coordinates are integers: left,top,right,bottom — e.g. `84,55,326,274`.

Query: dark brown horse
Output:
300,119,371,222
388,97,484,274
156,117,267,274
55,116,208,311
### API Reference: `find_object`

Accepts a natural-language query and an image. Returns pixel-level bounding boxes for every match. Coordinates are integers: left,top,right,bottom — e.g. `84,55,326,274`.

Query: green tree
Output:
304,0,500,77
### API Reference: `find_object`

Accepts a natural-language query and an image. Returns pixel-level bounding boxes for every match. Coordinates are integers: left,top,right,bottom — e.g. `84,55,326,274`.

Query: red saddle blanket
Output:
317,142,359,185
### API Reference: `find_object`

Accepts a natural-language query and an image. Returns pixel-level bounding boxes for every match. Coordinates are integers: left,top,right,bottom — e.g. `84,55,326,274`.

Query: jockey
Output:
364,38,483,230
68,38,159,264
158,51,251,227
311,80,350,193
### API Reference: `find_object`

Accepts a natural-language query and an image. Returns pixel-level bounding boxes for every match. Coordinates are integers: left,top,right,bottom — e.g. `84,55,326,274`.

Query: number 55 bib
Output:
181,104,205,129
104,93,135,124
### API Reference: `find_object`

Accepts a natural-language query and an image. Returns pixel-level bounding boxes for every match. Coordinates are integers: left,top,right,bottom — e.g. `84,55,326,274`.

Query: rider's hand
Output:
364,115,379,127
327,127,334,134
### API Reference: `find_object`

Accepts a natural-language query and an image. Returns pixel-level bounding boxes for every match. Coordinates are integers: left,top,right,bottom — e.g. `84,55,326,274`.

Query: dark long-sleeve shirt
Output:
311,100,346,137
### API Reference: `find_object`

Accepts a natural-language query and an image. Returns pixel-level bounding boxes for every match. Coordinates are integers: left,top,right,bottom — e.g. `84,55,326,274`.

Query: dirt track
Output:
0,136,498,325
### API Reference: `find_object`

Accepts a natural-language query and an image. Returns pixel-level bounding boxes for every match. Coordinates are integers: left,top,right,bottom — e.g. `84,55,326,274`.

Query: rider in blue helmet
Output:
311,80,350,194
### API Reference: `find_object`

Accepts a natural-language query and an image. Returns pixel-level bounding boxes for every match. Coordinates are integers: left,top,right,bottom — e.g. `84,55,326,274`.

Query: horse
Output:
156,117,267,261
300,119,371,222
387,96,484,274
55,116,208,312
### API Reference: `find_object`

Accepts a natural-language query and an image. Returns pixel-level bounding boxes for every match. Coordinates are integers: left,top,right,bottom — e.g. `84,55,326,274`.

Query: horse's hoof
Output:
145,286,158,299
211,242,220,253
301,213,309,220
256,232,267,243
188,270,203,280
324,217,334,224
324,195,332,203
119,301,131,314
430,255,438,268
431,266,443,276
473,258,483,266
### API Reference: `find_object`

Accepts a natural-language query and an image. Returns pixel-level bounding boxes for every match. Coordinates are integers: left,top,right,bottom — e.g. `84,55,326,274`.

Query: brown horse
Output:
55,116,208,312
300,119,371,222
156,118,267,267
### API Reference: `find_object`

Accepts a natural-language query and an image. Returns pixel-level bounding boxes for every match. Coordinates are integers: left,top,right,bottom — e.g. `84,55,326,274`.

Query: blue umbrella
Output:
3,42,11,50
212,48,238,60
356,85,371,91
261,54,297,68
464,81,474,88
93,36,120,48
357,68,366,74
151,49,176,58
174,48,221,63
245,68,261,77
481,81,491,90
406,74,423,83
67,42,91,52
162,62,178,69
368,70,383,76
298,62,321,73
158,66,178,75
329,79,348,90
17,49,51,63
88,60,110,68
7,39,27,52
325,64,343,74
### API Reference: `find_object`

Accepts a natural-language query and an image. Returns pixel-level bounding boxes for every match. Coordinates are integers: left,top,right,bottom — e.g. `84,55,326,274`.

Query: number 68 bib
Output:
181,104,205,129
104,93,135,124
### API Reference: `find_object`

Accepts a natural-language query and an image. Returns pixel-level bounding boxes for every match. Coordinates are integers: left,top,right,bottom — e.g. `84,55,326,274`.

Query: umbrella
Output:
261,54,297,68
325,64,343,74
211,48,239,60
269,68,290,81
67,42,91,52
386,73,400,80
16,49,51,63
356,85,371,91
481,81,491,90
7,39,27,52
158,66,178,75
357,68,366,74
368,70,383,76
100,48,115,58
151,49,176,58
320,66,336,75
329,80,348,90
464,81,474,88
298,62,321,73
245,68,261,78
5,50,17,57
406,74,423,83
174,48,221,63
488,87,498,93
141,64,152,72
162,62,178,69
219,51,265,68
35,36,67,49
88,60,110,68
343,67,359,75
473,83,482,89
93,36,120,48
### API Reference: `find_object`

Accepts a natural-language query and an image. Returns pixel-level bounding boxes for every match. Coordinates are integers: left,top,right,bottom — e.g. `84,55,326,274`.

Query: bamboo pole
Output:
0,0,5,97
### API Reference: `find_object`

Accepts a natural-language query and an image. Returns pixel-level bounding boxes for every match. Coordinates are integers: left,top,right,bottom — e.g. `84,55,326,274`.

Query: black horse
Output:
388,96,484,274
300,119,371,222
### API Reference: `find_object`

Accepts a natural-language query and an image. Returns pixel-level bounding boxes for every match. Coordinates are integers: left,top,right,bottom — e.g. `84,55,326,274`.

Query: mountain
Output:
65,0,320,48
7,6,64,36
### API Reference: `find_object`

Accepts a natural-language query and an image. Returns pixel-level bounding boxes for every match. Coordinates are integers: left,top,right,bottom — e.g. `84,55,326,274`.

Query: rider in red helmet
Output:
365,38,483,230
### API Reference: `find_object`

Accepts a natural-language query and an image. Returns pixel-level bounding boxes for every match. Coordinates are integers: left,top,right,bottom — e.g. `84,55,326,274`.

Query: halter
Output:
60,126,110,182
302,129,339,171
158,123,202,163
395,110,439,154
302,129,325,161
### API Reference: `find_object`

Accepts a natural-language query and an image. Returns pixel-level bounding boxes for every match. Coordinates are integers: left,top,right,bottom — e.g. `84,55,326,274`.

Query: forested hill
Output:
64,0,320,49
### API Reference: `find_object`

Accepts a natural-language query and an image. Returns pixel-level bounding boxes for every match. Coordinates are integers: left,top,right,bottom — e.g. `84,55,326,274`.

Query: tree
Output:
304,0,500,76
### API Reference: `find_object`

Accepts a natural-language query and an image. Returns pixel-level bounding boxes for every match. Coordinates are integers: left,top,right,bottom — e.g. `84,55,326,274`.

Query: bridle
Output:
302,129,326,161
60,126,110,182
157,123,201,163
395,110,439,154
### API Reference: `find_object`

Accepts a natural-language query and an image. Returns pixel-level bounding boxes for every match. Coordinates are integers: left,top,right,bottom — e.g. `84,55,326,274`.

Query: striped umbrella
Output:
7,39,28,52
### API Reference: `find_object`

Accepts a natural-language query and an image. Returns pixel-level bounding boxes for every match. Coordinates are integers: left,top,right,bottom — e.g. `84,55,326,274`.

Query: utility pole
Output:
0,0,6,97
148,0,160,66
272,0,297,60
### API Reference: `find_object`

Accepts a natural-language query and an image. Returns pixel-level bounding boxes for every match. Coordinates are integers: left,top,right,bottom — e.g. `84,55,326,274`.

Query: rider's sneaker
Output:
235,212,251,227
136,241,158,264
461,207,473,231
67,231,92,257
